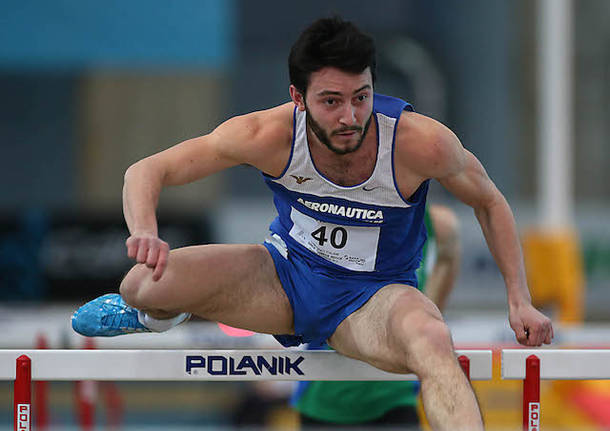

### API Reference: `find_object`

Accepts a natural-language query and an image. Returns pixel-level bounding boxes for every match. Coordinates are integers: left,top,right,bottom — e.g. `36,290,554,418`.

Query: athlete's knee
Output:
391,308,454,369
119,264,161,309
415,315,453,354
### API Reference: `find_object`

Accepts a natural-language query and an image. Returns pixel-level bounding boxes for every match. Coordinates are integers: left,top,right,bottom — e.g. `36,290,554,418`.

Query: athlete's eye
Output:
356,94,368,102
324,98,336,106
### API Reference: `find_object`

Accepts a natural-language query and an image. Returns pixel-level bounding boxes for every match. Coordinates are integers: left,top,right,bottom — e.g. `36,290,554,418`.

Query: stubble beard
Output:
305,105,373,155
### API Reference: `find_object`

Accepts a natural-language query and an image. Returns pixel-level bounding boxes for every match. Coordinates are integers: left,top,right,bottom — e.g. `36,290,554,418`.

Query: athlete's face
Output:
290,67,374,155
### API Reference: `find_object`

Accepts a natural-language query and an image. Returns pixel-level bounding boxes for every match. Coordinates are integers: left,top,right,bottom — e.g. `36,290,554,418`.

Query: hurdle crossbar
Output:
503,349,610,431
1,349,492,381
502,349,610,380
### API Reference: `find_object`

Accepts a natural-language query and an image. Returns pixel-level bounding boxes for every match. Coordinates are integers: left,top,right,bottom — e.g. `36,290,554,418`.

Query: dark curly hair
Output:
288,16,377,94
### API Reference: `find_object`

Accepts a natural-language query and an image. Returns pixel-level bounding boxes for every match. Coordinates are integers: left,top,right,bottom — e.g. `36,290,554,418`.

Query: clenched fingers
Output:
523,320,553,347
135,238,150,263
126,236,140,260
125,235,170,280
146,244,160,268
514,324,529,345
152,242,169,281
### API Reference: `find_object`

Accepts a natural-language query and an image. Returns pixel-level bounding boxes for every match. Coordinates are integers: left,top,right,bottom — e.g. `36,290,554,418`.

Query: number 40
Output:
311,226,347,249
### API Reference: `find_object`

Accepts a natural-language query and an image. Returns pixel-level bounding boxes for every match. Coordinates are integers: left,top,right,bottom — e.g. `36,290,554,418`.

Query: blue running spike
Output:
71,294,151,337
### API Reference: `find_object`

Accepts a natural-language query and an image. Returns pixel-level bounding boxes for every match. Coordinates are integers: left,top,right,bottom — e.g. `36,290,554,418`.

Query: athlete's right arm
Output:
123,103,293,280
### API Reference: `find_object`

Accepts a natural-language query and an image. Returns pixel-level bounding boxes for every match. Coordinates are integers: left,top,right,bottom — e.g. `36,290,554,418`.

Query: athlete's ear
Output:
289,85,306,111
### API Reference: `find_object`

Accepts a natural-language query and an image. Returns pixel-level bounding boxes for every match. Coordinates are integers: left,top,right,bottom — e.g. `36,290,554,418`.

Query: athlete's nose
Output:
339,103,357,126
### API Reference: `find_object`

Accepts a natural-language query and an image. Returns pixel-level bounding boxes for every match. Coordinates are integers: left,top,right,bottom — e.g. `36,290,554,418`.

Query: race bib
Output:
289,207,380,271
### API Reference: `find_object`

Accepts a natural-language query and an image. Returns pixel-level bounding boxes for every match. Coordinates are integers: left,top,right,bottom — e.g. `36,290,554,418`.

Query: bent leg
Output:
328,284,483,431
120,244,294,335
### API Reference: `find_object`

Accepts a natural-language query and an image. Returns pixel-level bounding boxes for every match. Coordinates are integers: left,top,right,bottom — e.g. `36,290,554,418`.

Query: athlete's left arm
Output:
400,114,553,347
441,134,553,346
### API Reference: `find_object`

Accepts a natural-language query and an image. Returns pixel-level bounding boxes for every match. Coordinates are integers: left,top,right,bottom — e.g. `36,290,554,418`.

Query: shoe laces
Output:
100,301,143,330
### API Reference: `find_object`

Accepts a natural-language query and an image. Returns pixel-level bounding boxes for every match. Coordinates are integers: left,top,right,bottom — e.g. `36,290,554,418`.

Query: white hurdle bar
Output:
503,349,610,380
4,349,490,430
1,349,492,381
503,349,610,431
10,347,610,430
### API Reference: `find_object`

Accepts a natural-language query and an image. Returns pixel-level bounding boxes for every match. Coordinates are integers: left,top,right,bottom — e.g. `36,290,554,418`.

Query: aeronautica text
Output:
297,198,383,222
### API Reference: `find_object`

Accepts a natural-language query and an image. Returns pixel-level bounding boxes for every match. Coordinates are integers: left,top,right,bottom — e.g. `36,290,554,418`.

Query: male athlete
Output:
72,17,553,430
294,205,460,429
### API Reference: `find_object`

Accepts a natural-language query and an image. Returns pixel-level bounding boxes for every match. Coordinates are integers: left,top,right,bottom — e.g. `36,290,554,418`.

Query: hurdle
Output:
503,349,610,431
2,349,492,429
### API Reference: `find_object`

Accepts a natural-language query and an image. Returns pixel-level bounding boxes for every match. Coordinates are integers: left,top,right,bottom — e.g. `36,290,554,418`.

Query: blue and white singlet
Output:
263,94,429,277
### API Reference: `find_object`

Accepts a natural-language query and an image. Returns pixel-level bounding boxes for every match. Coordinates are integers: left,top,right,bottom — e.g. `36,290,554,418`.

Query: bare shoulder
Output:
226,102,293,140
394,111,466,179
214,102,294,174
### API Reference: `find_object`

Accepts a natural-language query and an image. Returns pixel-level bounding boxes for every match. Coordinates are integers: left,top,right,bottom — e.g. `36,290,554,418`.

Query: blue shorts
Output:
263,237,418,347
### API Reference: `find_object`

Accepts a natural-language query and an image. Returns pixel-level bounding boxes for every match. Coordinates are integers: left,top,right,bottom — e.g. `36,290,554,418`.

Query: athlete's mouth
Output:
334,129,360,136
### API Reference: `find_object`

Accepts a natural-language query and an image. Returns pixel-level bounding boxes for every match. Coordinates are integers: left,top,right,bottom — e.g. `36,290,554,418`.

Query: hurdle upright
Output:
503,349,610,431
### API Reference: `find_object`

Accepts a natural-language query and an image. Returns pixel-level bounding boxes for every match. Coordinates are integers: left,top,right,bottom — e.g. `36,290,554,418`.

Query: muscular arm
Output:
397,112,552,346
122,103,293,279
438,149,532,307
122,121,245,237
439,134,552,346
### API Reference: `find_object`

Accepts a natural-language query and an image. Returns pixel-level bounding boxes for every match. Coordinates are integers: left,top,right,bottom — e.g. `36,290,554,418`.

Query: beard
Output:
305,105,373,155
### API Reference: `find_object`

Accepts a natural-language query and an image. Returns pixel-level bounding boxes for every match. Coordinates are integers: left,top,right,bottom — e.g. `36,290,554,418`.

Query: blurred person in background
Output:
232,380,296,429
72,16,553,430
293,205,460,430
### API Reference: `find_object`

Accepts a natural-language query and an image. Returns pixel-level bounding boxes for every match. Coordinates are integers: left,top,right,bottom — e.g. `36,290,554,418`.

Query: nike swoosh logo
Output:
362,186,380,191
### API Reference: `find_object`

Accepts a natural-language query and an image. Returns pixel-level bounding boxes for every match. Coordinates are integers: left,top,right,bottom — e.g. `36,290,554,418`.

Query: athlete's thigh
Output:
134,243,293,335
328,283,442,373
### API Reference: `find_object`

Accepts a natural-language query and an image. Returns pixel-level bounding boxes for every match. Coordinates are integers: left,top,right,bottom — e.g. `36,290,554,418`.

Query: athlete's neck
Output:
306,119,378,187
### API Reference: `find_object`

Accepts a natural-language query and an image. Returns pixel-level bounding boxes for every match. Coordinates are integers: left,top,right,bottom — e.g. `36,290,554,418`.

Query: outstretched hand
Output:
509,302,554,347
125,233,170,281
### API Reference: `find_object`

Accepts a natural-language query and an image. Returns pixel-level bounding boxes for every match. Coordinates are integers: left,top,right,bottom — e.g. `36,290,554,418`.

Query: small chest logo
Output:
291,175,313,184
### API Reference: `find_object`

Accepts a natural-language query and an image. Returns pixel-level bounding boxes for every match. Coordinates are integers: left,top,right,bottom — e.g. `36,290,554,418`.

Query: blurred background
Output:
1,0,609,429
